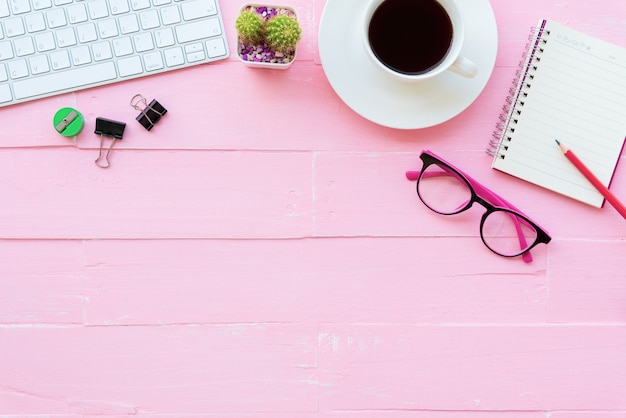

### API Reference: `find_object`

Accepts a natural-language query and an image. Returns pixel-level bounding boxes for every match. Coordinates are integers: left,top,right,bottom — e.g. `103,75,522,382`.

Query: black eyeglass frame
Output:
408,151,552,260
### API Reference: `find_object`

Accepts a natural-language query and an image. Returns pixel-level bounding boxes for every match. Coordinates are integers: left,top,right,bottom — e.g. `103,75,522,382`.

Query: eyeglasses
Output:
406,150,551,262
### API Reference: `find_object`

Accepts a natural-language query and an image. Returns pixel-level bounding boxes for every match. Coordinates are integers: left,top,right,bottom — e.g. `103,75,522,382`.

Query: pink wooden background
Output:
1,0,626,416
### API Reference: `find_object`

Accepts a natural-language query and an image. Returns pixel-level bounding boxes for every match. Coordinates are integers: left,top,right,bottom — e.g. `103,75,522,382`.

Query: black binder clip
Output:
131,94,167,131
94,117,126,169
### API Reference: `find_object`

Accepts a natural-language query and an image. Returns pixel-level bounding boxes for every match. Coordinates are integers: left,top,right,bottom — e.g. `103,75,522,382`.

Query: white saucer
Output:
318,0,498,129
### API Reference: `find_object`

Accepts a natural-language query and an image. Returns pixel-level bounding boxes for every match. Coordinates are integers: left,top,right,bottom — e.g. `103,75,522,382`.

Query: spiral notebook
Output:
489,19,626,208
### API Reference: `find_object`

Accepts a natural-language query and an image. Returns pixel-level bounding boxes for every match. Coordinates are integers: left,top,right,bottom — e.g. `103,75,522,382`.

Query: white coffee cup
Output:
363,0,478,81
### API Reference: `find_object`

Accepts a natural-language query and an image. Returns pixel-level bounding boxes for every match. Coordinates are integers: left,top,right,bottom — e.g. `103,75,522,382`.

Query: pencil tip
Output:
555,139,561,145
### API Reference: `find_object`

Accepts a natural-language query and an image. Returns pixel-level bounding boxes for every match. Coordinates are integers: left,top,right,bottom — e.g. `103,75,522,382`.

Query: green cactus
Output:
235,10,266,44
265,14,302,53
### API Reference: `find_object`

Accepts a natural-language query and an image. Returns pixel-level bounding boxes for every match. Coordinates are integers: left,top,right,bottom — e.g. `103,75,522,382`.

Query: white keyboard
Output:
0,0,229,107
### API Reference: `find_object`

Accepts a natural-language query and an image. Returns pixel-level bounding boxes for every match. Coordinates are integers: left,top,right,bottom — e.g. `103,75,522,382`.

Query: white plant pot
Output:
236,3,299,69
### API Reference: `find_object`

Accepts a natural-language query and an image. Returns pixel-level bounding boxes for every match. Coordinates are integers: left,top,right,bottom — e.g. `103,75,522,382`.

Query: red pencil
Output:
556,140,626,219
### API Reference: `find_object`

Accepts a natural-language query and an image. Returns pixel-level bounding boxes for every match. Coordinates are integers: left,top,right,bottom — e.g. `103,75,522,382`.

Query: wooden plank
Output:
553,414,626,418
0,411,612,418
0,64,508,153
0,149,313,239
77,414,546,418
313,151,626,240
0,240,85,324
0,324,317,414
82,238,547,325
318,324,626,411
546,240,626,323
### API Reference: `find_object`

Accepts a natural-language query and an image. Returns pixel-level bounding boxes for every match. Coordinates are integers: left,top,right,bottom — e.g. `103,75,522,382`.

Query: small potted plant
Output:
235,4,302,69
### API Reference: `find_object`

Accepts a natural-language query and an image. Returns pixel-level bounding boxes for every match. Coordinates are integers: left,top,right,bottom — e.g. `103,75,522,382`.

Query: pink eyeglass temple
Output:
406,156,536,263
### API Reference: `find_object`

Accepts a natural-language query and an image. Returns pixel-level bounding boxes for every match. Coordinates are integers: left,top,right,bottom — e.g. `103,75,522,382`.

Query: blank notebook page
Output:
492,19,626,207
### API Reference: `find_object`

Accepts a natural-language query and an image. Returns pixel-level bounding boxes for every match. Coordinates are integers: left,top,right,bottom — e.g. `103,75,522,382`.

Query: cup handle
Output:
449,55,478,78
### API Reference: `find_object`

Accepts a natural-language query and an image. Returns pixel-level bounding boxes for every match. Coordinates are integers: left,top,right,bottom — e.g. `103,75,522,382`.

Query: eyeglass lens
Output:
417,163,472,215
418,162,540,257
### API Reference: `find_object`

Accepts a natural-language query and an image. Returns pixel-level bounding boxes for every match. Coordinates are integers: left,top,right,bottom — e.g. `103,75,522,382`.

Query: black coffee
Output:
368,0,453,75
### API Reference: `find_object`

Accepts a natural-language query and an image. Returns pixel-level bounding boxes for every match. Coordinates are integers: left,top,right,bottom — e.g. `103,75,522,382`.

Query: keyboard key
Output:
133,32,154,52
13,61,116,99
46,8,67,28
139,9,159,29
143,51,163,71
29,54,50,74
186,50,204,62
119,14,139,33
117,55,142,76
98,18,119,38
181,0,216,21
206,37,225,58
92,41,113,60
25,12,46,32
109,0,130,15
164,46,183,66
32,0,52,10
50,50,70,69
184,42,202,54
160,5,180,25
8,59,29,78
155,28,174,47
71,45,92,65
87,0,109,19
113,37,133,56
0,84,12,103
0,63,8,80
67,4,88,23
5,18,26,37
0,0,9,17
131,0,150,10
175,18,221,43
0,41,15,59
56,27,77,47
14,37,35,56
10,0,31,14
77,23,98,43
35,32,55,51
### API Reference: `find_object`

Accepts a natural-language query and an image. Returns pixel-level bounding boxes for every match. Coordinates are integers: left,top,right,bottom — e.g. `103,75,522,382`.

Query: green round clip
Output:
53,107,84,137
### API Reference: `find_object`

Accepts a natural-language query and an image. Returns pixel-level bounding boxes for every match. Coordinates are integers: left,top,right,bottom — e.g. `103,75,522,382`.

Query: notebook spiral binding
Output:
487,25,551,159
